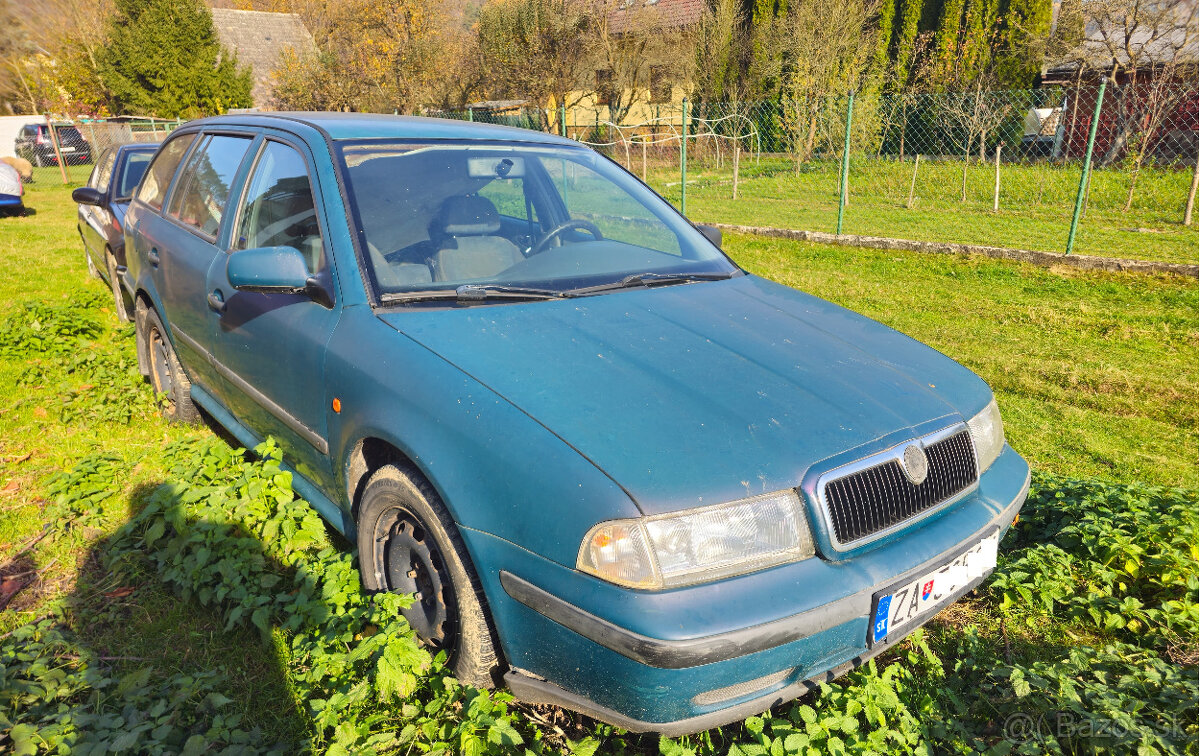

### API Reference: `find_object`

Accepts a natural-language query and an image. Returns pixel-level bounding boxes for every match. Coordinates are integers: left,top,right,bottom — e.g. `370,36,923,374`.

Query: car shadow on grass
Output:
53,477,314,752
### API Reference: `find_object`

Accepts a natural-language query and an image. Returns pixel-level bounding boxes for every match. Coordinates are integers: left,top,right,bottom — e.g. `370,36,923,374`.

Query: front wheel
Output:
357,465,500,688
140,307,200,424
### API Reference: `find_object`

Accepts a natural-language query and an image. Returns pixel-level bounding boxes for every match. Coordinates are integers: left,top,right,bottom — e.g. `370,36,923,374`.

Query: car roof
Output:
180,112,578,147
117,142,159,153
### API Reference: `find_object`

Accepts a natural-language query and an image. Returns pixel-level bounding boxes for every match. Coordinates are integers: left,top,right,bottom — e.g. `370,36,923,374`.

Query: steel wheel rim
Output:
375,507,456,649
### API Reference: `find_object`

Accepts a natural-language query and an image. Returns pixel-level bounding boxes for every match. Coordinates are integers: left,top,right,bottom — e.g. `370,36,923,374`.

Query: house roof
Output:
606,0,706,34
210,8,317,108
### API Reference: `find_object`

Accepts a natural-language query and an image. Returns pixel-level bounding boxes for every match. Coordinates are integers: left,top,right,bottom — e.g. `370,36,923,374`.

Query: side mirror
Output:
696,224,722,250
226,246,312,293
72,187,103,206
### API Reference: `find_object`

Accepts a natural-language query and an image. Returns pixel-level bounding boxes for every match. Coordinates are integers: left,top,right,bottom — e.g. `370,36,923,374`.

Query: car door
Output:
80,150,116,269
206,137,340,488
133,131,256,392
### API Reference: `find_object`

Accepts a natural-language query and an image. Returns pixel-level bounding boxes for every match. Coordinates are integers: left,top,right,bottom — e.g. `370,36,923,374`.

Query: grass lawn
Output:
633,156,1200,265
1,181,1196,753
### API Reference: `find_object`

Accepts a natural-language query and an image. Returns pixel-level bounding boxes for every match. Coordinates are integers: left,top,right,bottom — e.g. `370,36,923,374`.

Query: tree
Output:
476,0,593,123
271,0,460,114
887,0,926,89
1079,0,1198,159
768,0,882,163
100,0,251,118
1067,0,1198,205
0,0,114,115
692,0,746,102
587,0,695,124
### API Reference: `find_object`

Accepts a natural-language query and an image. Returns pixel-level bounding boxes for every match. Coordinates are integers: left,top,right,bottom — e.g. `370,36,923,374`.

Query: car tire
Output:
357,464,500,688
141,307,200,424
105,251,131,322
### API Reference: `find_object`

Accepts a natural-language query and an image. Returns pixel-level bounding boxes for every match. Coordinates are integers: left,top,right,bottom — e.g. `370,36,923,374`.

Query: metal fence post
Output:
681,98,688,215
1066,80,1106,255
560,104,567,138
45,115,69,184
836,91,854,235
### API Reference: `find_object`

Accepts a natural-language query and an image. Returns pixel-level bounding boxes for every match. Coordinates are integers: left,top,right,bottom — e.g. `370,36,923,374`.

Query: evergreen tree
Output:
889,0,926,88
100,0,251,118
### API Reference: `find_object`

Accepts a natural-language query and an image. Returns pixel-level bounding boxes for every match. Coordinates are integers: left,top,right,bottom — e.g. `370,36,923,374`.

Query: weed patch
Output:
991,474,1199,658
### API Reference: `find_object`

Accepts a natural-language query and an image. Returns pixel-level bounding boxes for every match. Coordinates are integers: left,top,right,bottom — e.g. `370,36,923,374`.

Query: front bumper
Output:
463,445,1030,733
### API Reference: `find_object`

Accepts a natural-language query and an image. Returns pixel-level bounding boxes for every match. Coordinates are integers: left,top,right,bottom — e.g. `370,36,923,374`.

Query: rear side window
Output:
137,134,196,210
116,152,153,199
167,134,253,238
88,151,116,192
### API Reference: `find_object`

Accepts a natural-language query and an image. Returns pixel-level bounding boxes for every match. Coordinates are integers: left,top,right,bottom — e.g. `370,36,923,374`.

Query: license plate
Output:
869,530,999,645
60,146,76,152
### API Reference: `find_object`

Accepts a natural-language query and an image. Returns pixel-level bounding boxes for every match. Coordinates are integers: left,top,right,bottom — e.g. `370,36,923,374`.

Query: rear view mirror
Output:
72,187,103,206
226,246,311,293
696,224,722,250
468,156,525,178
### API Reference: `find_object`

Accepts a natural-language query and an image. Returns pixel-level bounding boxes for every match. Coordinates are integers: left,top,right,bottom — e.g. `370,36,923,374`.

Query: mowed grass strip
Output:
635,156,1200,265
722,231,1198,489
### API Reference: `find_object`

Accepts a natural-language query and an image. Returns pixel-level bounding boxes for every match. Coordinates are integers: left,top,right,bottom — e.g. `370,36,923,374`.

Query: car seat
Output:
428,196,521,282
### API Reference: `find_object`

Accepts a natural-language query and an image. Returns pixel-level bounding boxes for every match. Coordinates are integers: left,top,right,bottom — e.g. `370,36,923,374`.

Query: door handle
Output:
207,289,226,314
147,248,160,267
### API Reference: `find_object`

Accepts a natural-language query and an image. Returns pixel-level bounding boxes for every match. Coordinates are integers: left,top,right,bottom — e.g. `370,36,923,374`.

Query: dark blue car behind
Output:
123,113,1029,734
73,143,157,321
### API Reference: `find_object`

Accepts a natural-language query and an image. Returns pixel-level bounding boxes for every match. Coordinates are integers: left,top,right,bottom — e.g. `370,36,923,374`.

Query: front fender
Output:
325,305,640,568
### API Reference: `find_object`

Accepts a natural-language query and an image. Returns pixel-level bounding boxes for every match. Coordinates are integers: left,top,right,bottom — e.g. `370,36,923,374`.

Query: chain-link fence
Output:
438,84,1199,265
13,116,182,187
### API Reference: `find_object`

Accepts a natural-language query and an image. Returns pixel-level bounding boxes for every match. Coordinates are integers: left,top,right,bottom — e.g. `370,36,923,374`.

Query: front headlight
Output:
577,490,815,589
967,398,1006,473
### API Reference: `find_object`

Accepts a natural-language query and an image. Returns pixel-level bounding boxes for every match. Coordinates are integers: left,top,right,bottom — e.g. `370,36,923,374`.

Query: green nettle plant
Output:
99,0,253,118
0,292,1196,754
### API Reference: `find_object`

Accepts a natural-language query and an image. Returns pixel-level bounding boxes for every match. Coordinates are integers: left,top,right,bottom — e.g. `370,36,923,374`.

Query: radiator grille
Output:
822,429,977,546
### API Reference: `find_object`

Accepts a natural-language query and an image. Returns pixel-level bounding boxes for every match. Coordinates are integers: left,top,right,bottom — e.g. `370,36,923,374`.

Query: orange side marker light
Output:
332,398,342,413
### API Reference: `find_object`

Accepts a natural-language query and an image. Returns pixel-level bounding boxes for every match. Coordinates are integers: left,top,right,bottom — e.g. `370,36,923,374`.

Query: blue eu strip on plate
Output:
873,595,892,643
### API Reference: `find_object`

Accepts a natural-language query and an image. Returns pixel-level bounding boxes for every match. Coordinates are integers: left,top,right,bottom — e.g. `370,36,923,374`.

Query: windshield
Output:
336,141,736,300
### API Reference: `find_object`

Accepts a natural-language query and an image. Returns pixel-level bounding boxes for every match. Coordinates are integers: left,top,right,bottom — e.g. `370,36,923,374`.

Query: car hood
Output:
378,274,992,515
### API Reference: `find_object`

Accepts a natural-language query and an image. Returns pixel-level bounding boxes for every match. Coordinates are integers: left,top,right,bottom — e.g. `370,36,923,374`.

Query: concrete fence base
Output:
712,223,1200,279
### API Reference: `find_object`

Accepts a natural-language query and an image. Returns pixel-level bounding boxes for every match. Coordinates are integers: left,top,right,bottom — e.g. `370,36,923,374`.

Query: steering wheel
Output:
529,219,603,256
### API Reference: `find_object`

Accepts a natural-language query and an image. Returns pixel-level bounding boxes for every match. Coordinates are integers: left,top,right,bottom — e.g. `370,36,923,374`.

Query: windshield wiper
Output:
380,284,569,305
565,271,738,297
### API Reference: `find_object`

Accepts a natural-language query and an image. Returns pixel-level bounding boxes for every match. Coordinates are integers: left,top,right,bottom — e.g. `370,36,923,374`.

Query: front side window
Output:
116,152,153,199
234,141,324,273
136,133,196,210
337,141,735,299
167,134,253,238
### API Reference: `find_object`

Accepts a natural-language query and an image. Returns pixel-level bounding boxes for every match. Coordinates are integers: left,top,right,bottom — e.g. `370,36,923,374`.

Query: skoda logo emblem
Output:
901,444,929,485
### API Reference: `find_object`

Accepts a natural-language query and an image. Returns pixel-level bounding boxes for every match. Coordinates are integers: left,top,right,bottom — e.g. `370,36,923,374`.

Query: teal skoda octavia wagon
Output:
123,113,1029,734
